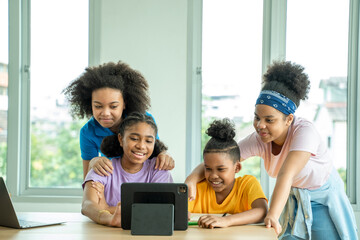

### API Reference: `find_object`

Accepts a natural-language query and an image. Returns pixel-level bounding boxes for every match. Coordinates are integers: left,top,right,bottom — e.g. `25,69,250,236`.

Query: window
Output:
6,0,359,211
201,0,263,180
7,0,88,199
0,0,8,179
28,0,88,188
198,0,359,204
286,0,350,189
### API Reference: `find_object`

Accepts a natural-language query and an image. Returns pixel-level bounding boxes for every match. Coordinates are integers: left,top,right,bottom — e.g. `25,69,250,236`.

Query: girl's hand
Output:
108,202,121,227
184,163,205,201
184,177,197,201
264,213,282,235
91,182,107,208
90,157,113,176
155,152,175,170
91,181,104,194
198,215,229,229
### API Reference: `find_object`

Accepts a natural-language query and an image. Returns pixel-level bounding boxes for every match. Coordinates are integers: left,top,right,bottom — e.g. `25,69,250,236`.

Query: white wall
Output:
13,0,190,214
97,0,188,182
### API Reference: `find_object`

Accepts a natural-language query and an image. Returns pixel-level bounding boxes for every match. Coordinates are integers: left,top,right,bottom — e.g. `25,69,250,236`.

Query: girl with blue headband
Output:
186,61,357,239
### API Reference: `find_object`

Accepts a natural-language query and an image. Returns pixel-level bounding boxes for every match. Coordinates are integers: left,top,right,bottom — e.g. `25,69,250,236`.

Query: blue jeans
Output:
283,201,340,240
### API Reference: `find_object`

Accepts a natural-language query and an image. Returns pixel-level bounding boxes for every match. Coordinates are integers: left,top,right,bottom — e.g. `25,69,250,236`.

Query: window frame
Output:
185,0,203,177
348,0,360,208
260,0,287,200
7,0,92,204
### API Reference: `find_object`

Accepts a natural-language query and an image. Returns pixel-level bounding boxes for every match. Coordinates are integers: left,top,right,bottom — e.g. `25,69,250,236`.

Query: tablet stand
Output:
130,203,174,236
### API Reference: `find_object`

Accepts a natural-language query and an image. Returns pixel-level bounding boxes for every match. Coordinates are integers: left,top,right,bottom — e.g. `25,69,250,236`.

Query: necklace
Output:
121,159,143,173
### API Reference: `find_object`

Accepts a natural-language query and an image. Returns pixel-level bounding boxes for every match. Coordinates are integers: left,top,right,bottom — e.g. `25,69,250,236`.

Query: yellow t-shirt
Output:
188,175,267,214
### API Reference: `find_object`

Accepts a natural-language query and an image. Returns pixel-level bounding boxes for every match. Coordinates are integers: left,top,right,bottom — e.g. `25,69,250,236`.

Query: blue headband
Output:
255,90,297,115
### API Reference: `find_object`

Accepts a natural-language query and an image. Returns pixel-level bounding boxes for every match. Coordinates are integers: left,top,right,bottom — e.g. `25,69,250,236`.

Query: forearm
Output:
83,160,90,179
268,151,311,219
106,206,117,213
81,200,112,225
185,163,205,183
226,207,267,226
268,173,293,219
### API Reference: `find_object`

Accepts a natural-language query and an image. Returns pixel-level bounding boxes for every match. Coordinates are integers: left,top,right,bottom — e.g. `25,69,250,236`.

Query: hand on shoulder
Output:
155,152,175,170
90,157,114,176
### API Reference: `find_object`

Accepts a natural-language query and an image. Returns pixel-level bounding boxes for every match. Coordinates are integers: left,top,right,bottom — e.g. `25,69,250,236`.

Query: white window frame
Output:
185,0,203,177
348,0,360,208
7,0,93,205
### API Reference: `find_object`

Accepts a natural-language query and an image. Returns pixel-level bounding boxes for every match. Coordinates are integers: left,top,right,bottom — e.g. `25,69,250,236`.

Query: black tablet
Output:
121,183,188,231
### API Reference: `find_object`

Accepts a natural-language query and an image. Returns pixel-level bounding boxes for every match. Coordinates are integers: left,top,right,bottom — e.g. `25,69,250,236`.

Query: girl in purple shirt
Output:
63,61,174,179
81,112,173,228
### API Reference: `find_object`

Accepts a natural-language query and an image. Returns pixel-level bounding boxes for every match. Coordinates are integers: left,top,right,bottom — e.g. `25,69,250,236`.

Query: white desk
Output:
0,212,278,240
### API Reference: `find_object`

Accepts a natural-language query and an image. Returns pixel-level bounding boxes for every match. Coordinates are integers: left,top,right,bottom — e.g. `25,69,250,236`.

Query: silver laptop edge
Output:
0,177,64,229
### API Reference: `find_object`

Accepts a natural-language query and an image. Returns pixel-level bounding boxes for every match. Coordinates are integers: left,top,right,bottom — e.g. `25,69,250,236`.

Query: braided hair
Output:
100,112,167,158
203,118,240,163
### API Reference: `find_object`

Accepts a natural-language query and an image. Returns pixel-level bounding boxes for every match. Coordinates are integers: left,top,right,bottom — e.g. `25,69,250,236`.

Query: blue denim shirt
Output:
279,168,357,240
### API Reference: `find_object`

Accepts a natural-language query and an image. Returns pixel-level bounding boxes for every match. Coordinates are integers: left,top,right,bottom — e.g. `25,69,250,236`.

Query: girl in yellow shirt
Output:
188,119,268,228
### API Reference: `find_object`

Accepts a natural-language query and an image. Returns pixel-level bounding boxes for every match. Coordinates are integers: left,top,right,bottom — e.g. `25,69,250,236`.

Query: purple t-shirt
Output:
82,157,173,206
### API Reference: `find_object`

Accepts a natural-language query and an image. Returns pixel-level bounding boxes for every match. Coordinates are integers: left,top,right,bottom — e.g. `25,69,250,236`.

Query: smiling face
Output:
91,87,125,132
204,152,241,200
253,104,294,146
118,122,156,173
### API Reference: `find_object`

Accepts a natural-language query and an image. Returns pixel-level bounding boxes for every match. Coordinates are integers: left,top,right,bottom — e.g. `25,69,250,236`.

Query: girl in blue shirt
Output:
63,61,174,178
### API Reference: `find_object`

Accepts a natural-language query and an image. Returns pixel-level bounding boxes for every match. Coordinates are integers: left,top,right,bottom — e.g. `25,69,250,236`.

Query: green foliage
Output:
0,142,6,177
236,156,261,181
30,120,85,188
337,167,346,191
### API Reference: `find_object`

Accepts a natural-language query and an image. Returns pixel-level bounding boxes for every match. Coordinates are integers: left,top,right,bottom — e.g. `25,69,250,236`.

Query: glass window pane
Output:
30,0,88,188
286,0,349,188
0,0,8,179
202,0,263,180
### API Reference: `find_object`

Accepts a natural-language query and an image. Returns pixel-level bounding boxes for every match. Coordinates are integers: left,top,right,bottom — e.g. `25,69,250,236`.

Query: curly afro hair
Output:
62,61,150,119
203,118,240,163
100,112,167,159
262,60,310,107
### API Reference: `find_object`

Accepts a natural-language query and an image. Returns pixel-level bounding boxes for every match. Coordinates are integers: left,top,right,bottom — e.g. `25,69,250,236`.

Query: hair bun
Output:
206,119,235,142
262,60,310,102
